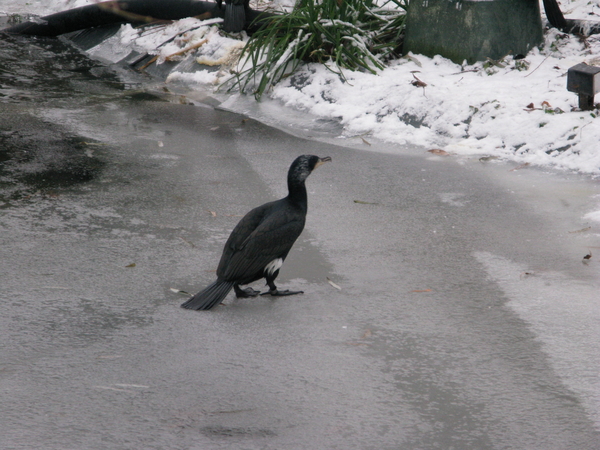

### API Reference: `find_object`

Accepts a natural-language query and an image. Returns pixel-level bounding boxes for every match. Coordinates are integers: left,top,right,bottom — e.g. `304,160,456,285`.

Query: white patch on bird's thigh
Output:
264,258,283,277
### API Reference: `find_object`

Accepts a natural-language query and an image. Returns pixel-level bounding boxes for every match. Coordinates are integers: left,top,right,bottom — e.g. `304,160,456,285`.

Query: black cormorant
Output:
181,154,331,311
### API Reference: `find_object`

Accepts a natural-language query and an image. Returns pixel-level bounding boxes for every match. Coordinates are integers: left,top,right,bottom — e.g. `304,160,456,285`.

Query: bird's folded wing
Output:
218,217,304,281
222,201,275,253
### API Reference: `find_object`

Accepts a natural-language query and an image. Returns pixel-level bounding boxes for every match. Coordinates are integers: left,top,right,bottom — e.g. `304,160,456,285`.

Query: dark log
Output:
559,19,600,36
2,0,275,37
543,0,600,35
542,0,567,30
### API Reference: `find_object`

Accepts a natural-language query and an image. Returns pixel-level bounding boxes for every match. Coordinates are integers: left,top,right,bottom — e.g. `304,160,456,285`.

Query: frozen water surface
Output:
1,17,600,450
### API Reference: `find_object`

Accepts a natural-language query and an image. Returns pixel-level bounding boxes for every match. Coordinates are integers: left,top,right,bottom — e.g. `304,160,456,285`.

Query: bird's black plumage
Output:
181,154,331,311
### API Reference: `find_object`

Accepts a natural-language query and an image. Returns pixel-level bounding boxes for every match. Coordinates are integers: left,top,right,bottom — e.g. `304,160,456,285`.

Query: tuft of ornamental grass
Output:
227,0,408,100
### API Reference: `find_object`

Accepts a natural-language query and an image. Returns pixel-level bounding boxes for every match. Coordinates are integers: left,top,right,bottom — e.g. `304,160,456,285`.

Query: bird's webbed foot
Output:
234,284,261,298
260,289,304,297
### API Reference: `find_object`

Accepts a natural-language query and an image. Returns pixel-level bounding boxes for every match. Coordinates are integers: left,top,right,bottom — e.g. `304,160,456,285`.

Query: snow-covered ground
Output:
2,1,600,175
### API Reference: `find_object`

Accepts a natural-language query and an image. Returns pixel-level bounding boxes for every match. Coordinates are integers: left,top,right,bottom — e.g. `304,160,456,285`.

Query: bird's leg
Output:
234,283,261,298
260,278,304,296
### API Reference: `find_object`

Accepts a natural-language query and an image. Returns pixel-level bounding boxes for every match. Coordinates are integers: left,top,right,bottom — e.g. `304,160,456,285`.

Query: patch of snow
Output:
583,205,600,223
270,29,600,174
99,0,599,176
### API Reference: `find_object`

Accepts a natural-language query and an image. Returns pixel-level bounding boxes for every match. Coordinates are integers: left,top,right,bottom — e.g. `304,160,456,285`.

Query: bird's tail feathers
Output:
181,280,234,311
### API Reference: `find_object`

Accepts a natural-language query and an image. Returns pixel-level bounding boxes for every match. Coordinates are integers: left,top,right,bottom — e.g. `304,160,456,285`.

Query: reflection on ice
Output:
475,251,600,427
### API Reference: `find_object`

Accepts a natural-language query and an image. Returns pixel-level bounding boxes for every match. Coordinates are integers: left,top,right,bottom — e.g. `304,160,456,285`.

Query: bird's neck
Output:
287,178,308,208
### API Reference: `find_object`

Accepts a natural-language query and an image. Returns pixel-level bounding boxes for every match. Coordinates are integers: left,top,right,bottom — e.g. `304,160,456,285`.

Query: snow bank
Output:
3,0,600,177
272,29,600,174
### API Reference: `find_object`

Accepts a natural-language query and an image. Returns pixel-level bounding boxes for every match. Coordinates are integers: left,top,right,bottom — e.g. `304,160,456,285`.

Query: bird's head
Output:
289,155,332,184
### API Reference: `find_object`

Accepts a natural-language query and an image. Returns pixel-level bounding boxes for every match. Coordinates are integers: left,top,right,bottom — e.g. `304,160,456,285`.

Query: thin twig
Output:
166,38,209,61
525,55,551,78
139,55,159,71
97,1,170,24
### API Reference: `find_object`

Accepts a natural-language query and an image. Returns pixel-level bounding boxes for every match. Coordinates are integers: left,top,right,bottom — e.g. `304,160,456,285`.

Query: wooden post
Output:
567,63,600,111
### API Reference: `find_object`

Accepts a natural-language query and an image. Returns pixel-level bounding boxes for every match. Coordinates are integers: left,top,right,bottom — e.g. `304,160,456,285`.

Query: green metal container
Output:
403,0,543,64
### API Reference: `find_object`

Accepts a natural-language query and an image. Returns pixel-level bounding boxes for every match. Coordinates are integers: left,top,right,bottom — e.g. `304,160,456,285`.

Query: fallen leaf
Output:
578,34,591,49
361,329,372,339
411,74,427,88
96,354,123,360
479,155,500,162
208,210,217,217
114,383,150,388
179,236,196,248
568,226,591,233
509,163,530,171
170,288,192,296
94,386,132,392
125,263,136,268
353,200,379,205
361,137,371,146
209,408,257,415
83,142,109,146
541,101,552,108
583,250,592,263
327,277,342,290
520,271,536,278
410,289,432,293
403,54,422,67
427,149,450,156
485,56,507,68
524,103,538,112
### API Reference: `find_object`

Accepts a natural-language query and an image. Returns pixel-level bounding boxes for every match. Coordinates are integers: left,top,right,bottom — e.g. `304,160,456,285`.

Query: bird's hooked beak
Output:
315,156,332,169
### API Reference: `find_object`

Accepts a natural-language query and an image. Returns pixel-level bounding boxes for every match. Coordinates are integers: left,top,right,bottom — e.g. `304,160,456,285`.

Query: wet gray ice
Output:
1,33,600,449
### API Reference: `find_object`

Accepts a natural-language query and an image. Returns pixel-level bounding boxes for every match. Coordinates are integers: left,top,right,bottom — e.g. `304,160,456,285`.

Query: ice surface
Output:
2,2,600,448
